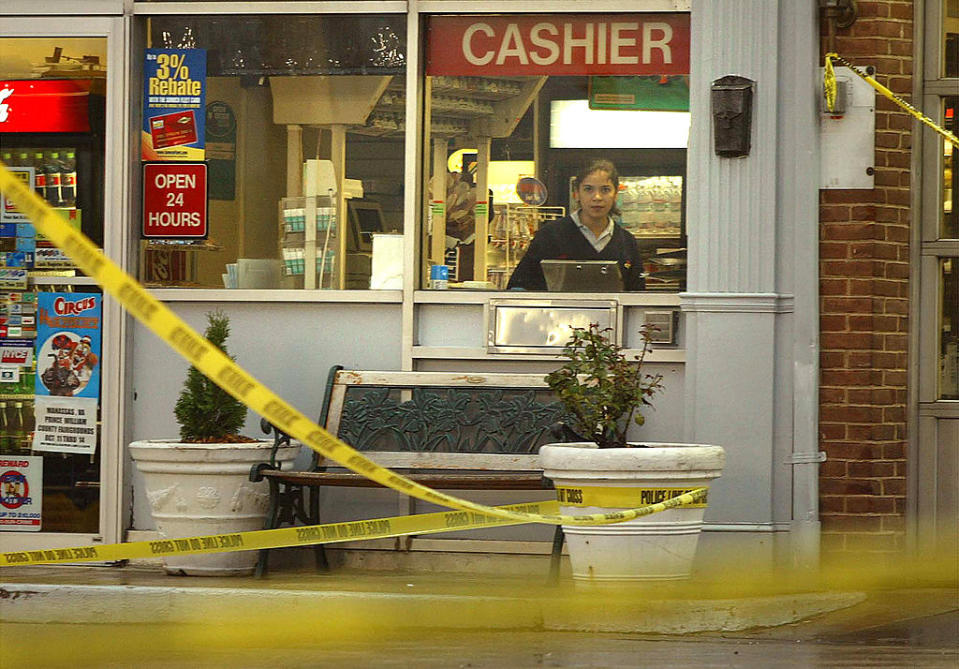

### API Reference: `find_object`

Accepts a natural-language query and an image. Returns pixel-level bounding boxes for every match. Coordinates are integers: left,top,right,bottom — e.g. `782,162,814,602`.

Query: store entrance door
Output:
0,15,127,555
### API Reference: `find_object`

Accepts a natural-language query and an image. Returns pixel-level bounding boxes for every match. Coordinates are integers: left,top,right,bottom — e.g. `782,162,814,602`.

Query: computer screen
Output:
347,200,385,252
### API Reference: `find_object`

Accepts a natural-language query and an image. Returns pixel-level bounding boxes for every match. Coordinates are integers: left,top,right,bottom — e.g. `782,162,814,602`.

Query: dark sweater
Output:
506,216,644,291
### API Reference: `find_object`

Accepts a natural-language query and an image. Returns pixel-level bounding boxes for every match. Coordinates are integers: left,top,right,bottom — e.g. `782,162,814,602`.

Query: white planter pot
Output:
539,442,725,582
129,439,298,576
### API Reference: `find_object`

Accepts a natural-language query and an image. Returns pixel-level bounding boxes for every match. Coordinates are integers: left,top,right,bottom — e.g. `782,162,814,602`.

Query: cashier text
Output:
429,14,690,76
462,21,676,66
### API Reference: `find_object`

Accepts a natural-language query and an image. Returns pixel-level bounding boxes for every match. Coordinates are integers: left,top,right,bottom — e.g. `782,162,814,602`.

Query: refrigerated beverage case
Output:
44,151,63,206
60,151,77,207
33,151,48,200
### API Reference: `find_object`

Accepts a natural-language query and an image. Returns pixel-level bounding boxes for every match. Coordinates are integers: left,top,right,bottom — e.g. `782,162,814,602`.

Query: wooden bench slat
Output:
260,469,551,490
320,452,542,470
334,370,552,388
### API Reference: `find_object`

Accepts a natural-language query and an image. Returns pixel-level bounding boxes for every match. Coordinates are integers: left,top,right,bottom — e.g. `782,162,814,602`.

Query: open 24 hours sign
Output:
142,162,208,239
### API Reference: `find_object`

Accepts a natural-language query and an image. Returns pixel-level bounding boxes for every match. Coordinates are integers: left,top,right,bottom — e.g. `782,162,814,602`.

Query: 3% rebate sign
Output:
142,162,208,238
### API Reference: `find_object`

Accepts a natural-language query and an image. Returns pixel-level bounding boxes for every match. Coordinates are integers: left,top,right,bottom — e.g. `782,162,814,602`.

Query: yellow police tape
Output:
1,501,555,567
1,488,711,567
555,486,707,509
824,52,959,147
0,161,708,534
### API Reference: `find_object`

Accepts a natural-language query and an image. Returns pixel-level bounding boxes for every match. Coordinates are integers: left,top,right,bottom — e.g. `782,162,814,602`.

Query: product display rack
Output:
278,195,340,290
616,175,687,292
486,204,565,290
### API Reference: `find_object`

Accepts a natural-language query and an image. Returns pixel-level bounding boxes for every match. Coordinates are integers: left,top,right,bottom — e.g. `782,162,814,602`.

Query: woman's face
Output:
575,170,616,228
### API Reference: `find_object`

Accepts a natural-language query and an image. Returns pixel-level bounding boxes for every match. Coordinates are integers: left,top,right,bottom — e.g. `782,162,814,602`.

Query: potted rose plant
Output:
545,323,664,448
539,323,725,582
129,311,298,576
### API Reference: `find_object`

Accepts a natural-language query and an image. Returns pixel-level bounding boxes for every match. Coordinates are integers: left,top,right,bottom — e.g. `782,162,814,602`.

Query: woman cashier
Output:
506,159,644,291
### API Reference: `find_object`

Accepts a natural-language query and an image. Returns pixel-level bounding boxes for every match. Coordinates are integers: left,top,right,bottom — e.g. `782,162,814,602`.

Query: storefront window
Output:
422,13,690,292
138,15,406,289
935,5,958,398
942,97,957,239
940,257,959,399
944,0,958,77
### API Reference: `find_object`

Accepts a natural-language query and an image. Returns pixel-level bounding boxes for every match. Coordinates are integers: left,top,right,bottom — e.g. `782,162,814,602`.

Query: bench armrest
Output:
260,417,292,468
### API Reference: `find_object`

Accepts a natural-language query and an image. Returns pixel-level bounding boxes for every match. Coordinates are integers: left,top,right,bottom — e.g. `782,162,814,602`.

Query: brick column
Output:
818,0,913,557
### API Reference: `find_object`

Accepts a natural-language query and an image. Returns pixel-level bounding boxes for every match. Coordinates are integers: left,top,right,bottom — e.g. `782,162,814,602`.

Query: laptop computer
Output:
541,259,624,292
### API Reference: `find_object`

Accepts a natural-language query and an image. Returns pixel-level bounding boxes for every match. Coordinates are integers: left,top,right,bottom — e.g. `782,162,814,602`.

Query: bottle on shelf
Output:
11,401,24,454
44,151,63,207
21,399,34,452
1,150,12,166
60,151,77,207
0,401,8,452
32,151,48,201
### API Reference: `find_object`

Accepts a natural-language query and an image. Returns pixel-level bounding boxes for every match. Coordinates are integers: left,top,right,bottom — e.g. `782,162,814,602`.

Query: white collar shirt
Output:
572,210,615,252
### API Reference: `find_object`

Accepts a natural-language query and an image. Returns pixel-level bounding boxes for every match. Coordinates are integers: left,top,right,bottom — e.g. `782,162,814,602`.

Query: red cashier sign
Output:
0,80,92,133
427,14,689,76
142,162,208,238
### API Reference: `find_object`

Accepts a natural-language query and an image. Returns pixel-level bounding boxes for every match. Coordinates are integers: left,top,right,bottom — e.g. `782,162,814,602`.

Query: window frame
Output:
130,1,692,302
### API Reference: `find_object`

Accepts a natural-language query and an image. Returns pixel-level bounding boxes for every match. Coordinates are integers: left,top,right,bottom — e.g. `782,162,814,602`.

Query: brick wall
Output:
818,1,913,557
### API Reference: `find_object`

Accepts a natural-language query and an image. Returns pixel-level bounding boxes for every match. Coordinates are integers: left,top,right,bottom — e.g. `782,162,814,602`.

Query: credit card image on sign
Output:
541,259,623,292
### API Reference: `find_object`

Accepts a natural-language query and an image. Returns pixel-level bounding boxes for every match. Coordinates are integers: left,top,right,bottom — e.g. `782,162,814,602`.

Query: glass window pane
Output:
945,0,959,77
0,37,108,533
422,14,690,292
940,257,959,399
943,97,957,239
139,15,406,290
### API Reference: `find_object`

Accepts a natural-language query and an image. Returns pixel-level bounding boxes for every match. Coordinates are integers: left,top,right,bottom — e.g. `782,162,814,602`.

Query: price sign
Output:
142,162,208,238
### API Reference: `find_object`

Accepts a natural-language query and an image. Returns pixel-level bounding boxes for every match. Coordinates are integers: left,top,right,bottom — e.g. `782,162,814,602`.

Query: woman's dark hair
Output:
571,159,621,217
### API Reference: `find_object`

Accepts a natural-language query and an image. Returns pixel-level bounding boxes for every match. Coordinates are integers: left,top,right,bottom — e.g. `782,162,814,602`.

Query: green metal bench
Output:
250,365,573,579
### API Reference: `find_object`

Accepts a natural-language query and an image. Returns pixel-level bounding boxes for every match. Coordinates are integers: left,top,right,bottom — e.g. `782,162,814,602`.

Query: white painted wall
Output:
127,301,402,529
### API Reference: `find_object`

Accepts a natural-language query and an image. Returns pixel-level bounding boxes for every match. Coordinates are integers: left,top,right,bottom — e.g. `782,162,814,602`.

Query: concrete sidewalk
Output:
1,560,955,635
2,561,956,668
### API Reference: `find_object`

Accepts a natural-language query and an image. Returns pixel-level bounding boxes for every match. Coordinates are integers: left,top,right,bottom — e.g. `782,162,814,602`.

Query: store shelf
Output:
141,241,222,252
348,75,546,140
485,204,565,288
29,273,89,285
0,393,35,401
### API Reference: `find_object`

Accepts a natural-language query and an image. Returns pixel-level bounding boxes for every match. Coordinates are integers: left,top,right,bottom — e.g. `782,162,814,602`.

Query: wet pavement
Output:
1,558,956,668
0,619,956,668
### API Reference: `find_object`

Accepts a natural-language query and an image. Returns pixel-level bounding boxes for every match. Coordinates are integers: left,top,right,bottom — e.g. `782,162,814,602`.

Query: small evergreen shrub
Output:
174,310,250,442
